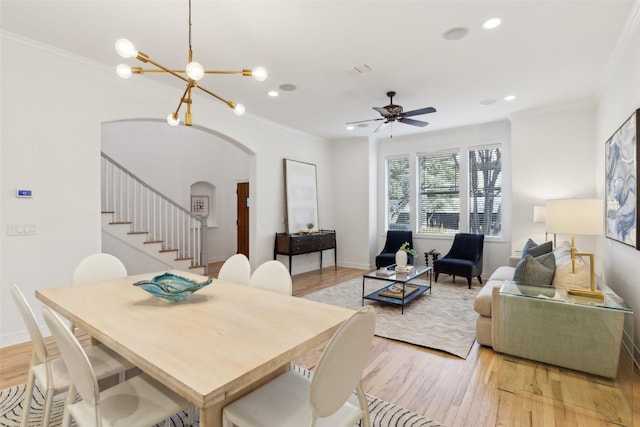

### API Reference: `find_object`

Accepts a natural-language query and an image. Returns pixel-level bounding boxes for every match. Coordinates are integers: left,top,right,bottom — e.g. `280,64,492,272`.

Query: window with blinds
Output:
417,151,460,233
468,146,502,236
386,157,410,231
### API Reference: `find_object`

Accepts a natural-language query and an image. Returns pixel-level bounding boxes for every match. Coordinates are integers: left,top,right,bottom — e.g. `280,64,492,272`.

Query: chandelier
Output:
115,0,267,126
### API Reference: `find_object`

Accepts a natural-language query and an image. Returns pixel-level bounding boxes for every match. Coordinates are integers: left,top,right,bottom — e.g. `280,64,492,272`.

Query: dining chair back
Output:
70,253,128,335
249,260,292,295
221,306,375,427
42,306,190,427
11,284,133,427
217,253,251,285
71,253,127,284
310,306,375,422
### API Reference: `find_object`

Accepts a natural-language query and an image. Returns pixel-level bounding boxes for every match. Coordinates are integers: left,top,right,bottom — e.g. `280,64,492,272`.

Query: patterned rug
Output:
0,365,446,426
304,276,480,359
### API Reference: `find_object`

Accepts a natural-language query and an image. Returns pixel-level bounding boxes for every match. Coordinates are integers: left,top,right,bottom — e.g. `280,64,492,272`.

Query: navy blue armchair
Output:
434,233,484,288
375,230,414,268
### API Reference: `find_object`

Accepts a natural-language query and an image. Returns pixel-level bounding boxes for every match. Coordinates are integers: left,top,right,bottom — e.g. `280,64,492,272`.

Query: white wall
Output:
511,104,599,254
595,8,640,357
0,34,333,346
331,138,374,269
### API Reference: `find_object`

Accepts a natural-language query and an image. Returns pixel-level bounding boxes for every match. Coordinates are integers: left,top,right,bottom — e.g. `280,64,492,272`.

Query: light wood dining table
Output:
36,270,355,427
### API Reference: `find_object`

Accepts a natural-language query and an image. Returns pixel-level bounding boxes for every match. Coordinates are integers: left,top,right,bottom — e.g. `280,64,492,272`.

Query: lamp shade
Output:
533,205,546,223
546,199,604,235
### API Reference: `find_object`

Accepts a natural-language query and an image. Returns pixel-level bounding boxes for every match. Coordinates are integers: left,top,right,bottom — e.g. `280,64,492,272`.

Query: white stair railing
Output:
101,153,207,271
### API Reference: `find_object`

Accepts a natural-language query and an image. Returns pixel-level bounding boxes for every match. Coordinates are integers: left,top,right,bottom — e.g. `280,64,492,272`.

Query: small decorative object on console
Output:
133,272,212,302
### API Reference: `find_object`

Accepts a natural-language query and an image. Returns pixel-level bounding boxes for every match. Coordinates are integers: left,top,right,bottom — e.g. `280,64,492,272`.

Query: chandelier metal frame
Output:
115,0,266,126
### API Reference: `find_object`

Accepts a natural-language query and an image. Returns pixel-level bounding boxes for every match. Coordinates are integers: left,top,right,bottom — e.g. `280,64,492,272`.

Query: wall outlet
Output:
7,223,38,236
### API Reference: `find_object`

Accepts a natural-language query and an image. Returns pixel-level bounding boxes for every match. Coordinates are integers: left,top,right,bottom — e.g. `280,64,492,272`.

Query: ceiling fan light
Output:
234,103,246,116
186,61,205,81
115,38,138,59
252,67,267,82
167,113,180,126
116,64,133,79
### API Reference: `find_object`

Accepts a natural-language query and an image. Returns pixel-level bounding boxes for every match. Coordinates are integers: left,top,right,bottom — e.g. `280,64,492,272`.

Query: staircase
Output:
101,153,207,275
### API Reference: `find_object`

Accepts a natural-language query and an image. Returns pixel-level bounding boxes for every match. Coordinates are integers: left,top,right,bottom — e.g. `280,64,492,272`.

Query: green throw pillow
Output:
513,253,556,286
522,238,553,258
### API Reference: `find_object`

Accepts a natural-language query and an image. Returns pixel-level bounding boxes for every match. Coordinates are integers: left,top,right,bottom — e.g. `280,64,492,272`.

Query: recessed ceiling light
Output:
480,98,497,105
346,125,355,130
504,95,516,101
483,17,501,29
279,83,297,92
443,27,469,41
268,90,279,97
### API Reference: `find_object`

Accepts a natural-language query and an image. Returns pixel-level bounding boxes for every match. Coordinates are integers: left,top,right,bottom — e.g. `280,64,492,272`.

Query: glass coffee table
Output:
362,265,432,313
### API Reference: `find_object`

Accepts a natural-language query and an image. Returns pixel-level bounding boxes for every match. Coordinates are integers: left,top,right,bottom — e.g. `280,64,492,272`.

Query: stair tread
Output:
127,231,149,235
144,240,163,244
110,221,132,225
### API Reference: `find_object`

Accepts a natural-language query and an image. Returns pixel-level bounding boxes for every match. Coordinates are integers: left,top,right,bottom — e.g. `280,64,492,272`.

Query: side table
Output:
424,251,441,267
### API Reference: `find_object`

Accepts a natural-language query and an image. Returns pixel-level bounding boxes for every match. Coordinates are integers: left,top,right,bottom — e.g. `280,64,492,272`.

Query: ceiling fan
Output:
347,91,436,135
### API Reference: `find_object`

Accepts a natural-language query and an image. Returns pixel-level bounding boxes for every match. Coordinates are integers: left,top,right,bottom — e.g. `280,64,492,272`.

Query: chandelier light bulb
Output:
234,104,246,116
167,113,180,126
186,62,205,81
252,67,267,81
116,64,132,79
115,38,138,59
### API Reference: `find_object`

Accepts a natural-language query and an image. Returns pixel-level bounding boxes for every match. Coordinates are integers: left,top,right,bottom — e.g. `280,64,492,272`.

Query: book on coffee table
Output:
375,268,395,277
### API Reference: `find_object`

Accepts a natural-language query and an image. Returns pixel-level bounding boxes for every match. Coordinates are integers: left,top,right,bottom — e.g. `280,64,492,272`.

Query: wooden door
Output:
236,182,249,257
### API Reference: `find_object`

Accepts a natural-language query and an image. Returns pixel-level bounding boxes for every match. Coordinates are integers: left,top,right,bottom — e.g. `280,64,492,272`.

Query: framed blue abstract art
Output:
605,108,639,249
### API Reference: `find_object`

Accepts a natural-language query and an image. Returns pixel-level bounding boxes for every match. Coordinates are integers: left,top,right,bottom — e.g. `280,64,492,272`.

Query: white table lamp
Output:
533,205,548,242
546,198,604,298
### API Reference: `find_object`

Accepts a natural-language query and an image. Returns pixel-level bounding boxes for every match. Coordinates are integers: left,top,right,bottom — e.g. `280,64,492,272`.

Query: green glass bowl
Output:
133,272,212,302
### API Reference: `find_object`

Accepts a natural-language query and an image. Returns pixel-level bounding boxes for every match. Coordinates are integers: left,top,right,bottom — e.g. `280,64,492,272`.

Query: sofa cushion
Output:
474,279,505,317
552,243,589,288
522,238,553,258
473,265,515,317
513,253,555,285
490,266,516,282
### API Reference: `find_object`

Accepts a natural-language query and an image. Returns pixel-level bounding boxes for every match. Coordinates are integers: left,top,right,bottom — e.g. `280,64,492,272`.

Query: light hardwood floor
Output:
1,265,638,427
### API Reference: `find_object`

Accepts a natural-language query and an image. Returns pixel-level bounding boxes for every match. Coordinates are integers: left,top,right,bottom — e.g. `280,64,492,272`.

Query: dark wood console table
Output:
274,230,337,272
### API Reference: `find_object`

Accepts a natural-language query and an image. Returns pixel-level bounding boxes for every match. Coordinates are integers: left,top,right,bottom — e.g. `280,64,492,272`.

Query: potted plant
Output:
395,242,417,267
306,223,314,233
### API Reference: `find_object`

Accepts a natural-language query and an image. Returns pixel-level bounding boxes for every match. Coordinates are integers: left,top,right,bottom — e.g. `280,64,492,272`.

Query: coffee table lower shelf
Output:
363,283,431,313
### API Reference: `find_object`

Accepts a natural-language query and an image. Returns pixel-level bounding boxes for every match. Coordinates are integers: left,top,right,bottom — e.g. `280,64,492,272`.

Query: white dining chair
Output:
11,284,134,427
249,260,292,295
69,253,128,335
42,305,192,427
71,253,127,284
218,253,251,285
222,306,375,427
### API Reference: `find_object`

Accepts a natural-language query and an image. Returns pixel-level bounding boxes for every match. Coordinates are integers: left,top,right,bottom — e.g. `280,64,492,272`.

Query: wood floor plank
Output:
1,265,637,427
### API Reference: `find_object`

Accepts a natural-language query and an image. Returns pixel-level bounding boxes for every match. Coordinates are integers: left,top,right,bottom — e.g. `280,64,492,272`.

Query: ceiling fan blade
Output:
346,117,385,125
399,117,428,127
403,107,436,117
373,107,390,116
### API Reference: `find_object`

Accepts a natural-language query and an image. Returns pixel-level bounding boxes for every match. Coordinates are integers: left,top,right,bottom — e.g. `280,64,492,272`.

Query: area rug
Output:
0,365,446,427
304,277,479,359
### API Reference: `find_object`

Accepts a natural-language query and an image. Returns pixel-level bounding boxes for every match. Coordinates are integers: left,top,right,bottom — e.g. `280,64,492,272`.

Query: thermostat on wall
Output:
16,189,33,198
